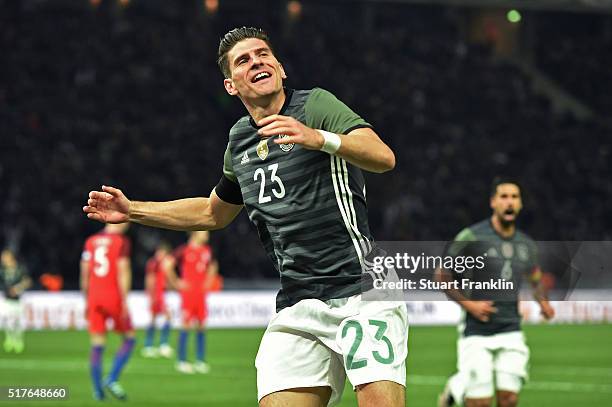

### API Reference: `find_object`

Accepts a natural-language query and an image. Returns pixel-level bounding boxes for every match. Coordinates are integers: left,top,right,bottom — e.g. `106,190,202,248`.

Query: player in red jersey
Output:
142,241,176,358
173,231,218,374
80,223,135,401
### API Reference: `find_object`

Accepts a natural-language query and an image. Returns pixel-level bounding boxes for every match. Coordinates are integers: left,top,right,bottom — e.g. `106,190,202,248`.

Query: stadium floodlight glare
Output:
507,9,522,23
287,0,302,19
205,0,219,14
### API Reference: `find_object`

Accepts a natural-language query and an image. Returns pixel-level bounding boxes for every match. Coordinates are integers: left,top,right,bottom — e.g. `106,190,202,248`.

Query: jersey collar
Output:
248,87,294,128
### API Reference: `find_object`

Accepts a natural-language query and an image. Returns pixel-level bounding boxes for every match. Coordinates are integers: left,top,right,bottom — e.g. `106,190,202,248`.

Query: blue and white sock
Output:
178,330,188,362
107,337,135,383
196,330,206,362
159,321,171,346
90,345,105,395
144,325,155,348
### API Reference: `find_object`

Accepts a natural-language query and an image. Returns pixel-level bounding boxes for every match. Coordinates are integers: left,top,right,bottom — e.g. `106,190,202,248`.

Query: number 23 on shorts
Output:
339,318,396,370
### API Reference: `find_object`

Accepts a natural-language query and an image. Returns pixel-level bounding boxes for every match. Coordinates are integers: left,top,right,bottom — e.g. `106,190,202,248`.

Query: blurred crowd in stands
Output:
1,1,610,288
535,11,612,115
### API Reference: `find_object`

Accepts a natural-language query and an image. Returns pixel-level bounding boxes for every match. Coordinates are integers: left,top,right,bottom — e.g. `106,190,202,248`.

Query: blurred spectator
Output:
39,272,64,291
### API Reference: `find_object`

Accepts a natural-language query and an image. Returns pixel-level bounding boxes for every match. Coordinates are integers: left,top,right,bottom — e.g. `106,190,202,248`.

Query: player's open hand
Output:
257,114,324,150
467,300,498,322
83,185,130,224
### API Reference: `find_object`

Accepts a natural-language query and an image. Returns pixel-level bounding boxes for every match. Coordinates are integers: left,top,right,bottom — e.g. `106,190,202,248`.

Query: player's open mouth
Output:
504,209,515,216
252,72,271,83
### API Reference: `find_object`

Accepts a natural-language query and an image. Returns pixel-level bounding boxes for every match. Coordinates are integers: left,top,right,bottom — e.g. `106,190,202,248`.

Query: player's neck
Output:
242,89,286,123
491,214,515,238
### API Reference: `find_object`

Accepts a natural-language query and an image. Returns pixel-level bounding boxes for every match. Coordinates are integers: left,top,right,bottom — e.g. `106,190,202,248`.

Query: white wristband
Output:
318,130,341,154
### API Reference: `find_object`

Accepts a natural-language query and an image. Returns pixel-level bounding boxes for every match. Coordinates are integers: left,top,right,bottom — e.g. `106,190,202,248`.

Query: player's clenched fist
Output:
540,302,555,320
466,300,498,322
83,185,131,224
257,114,325,150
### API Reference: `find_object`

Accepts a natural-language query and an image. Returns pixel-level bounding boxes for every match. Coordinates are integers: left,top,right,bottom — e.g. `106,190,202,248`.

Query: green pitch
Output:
1,324,611,406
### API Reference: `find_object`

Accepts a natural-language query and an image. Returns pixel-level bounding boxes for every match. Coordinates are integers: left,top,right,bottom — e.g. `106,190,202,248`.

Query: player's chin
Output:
252,81,280,94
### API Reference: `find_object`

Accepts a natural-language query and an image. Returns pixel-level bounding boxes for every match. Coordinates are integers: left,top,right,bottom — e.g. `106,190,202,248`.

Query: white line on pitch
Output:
2,360,612,394
533,366,612,376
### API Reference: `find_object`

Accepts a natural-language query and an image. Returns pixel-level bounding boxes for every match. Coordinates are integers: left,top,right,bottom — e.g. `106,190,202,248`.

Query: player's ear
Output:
279,63,287,80
224,78,239,96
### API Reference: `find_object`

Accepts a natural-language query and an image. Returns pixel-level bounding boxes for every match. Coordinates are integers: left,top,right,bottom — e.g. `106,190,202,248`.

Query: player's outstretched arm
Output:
83,186,243,231
257,115,395,173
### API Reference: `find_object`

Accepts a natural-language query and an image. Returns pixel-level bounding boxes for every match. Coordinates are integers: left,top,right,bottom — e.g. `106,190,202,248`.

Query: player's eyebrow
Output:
254,47,271,55
232,47,271,66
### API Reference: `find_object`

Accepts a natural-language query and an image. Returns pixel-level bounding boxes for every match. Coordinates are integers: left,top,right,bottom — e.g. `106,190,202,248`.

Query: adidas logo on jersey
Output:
240,151,250,165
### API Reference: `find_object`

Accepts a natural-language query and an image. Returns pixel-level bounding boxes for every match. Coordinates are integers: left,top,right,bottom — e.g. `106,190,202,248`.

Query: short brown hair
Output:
217,27,274,78
490,176,521,197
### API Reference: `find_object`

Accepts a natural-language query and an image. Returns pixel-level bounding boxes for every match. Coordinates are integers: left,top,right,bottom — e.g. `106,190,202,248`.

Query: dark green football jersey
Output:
223,88,373,310
0,264,29,300
447,219,538,336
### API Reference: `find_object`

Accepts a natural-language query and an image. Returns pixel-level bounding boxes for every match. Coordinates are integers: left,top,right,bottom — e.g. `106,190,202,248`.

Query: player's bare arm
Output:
118,257,132,318
163,259,185,291
528,266,555,320
80,261,89,318
204,259,219,291
83,185,243,230
435,267,498,322
144,271,155,297
118,258,132,298
80,260,89,294
9,276,31,297
257,114,395,173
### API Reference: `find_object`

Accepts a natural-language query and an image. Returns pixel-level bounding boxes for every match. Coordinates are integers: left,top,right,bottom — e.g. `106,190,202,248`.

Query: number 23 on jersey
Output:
254,163,286,204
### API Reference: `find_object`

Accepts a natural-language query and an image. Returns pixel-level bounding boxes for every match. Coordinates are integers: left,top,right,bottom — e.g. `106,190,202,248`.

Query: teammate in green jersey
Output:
437,177,555,407
0,248,31,353
83,27,407,407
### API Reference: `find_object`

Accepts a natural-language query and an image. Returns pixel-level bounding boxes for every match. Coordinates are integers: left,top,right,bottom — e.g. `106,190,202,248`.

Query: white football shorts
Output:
255,294,409,406
458,331,529,399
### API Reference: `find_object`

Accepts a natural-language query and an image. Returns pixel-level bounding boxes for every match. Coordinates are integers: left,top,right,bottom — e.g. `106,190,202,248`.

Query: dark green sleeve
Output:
304,88,371,134
446,228,476,257
528,240,539,271
222,144,237,183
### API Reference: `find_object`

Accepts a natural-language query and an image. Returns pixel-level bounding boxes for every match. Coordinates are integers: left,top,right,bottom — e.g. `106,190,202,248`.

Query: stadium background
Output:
1,0,611,406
